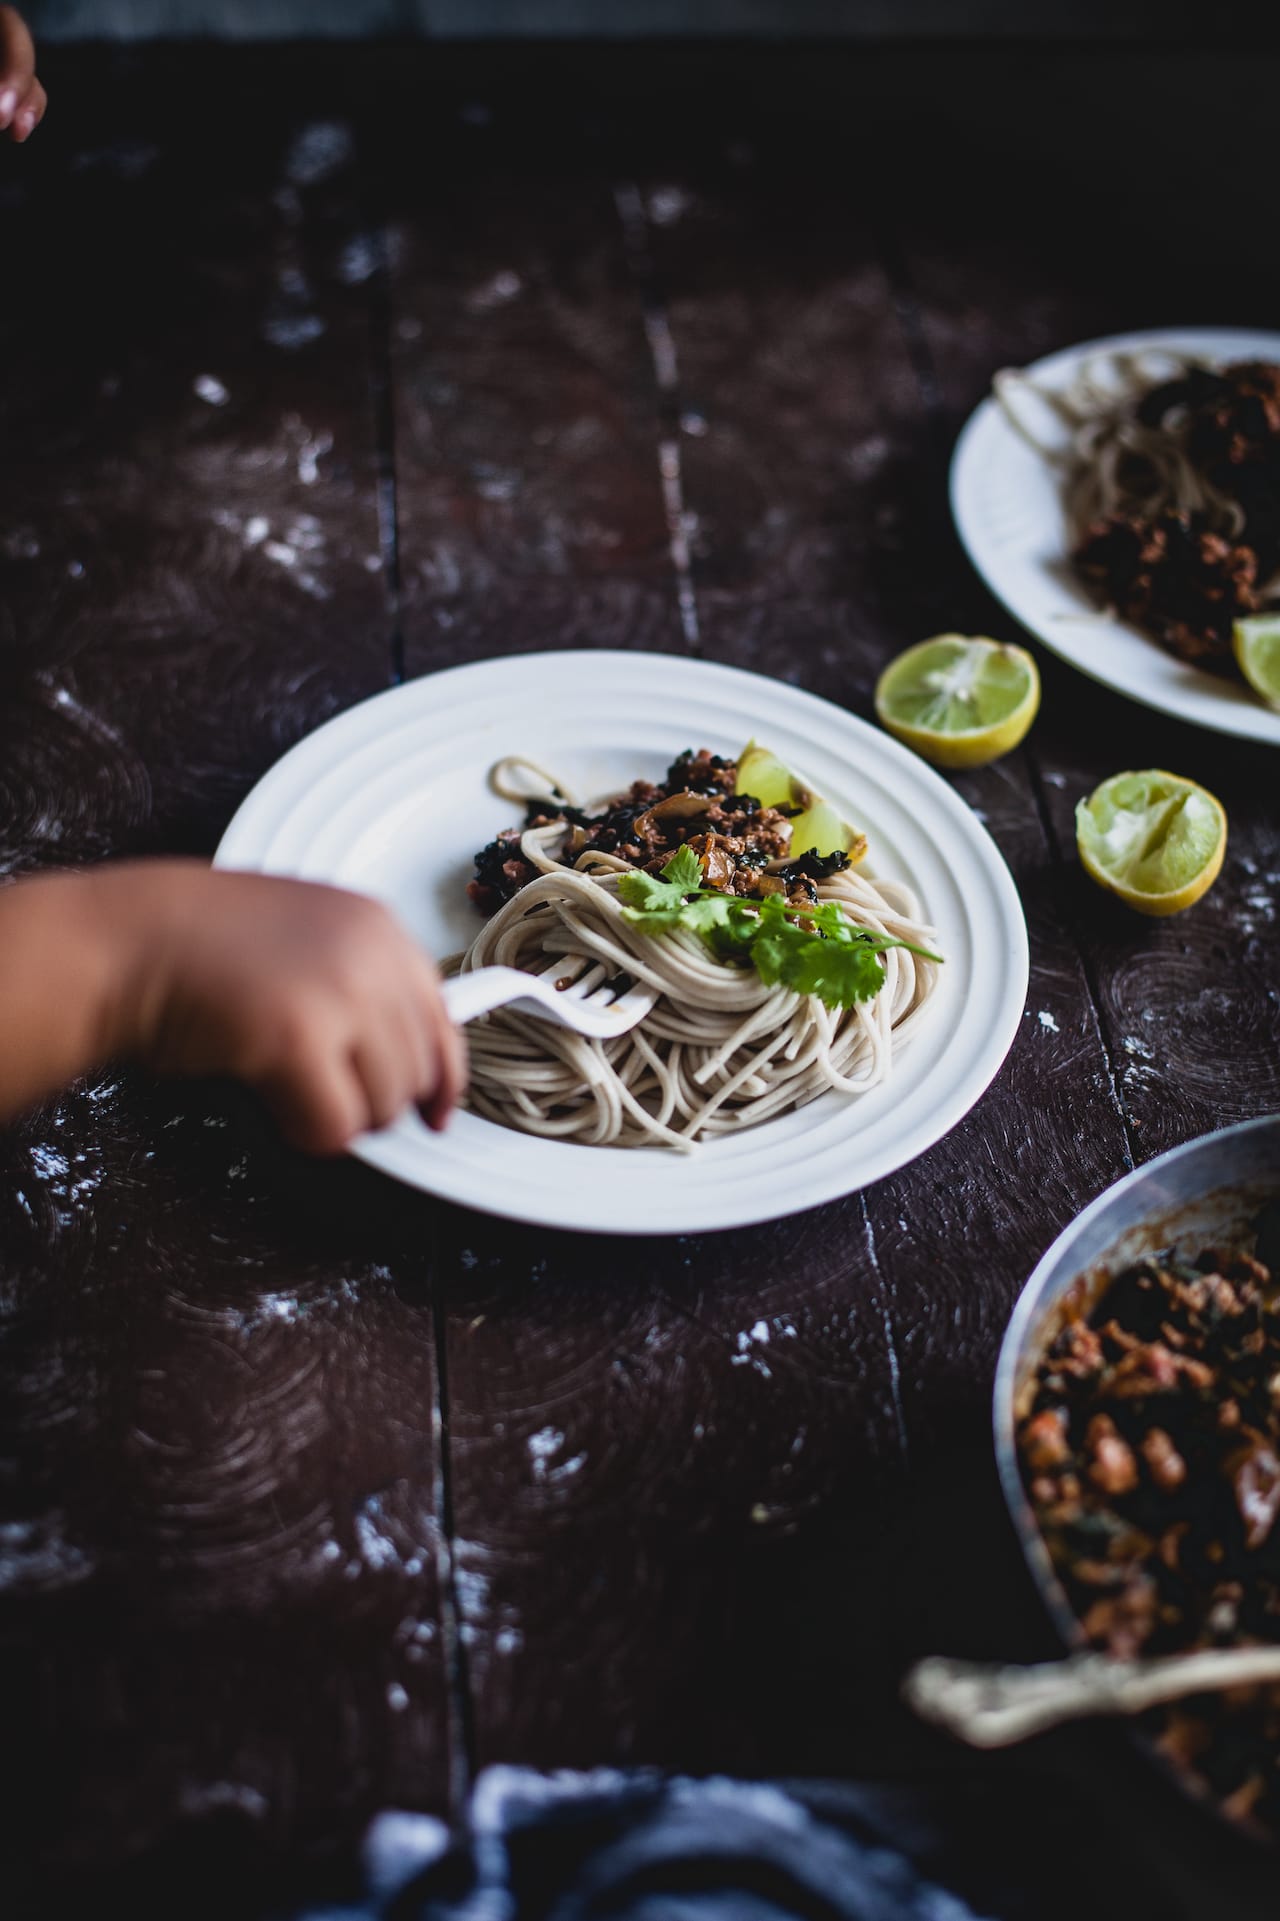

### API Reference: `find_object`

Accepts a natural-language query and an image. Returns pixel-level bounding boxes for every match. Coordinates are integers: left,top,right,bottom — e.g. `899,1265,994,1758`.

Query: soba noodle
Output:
993,349,1247,546
450,760,942,1151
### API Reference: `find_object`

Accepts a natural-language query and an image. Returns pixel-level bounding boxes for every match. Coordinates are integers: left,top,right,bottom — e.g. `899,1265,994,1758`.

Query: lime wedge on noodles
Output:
735,741,867,864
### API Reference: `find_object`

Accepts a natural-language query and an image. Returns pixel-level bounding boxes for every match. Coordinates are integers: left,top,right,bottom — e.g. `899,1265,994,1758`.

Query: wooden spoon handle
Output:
903,1646,1280,1748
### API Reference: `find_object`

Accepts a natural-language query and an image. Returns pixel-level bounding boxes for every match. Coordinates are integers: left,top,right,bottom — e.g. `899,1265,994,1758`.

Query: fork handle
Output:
441,966,539,1027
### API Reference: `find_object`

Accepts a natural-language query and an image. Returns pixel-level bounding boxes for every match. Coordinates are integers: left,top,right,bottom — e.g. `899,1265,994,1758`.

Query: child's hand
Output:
0,9,45,142
0,861,467,1151
117,865,467,1151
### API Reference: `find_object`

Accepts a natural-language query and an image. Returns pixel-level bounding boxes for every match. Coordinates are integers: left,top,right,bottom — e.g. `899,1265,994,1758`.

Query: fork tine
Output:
536,954,612,1002
587,978,638,1007
536,953,590,986
444,964,657,1035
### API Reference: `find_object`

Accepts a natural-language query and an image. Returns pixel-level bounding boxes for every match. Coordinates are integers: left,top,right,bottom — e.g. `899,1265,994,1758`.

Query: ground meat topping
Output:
664,748,738,797
1022,1407,1071,1472
1181,361,1280,476
1067,359,1280,674
466,829,538,913
469,751,831,914
1141,1427,1187,1492
1085,1413,1140,1496
1073,509,1259,664
1018,1243,1280,1832
1229,1435,1280,1551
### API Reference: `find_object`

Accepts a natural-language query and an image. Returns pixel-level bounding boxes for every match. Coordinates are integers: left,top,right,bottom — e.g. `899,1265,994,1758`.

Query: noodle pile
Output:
450,765,941,1152
993,347,1280,670
993,348,1245,546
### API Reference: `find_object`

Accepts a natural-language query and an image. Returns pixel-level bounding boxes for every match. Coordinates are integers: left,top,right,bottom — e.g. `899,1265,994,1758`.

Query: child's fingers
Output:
12,76,44,142
0,7,36,131
416,977,467,1133
0,6,35,81
261,1054,369,1158
384,996,443,1131
441,1015,468,1109
350,1030,410,1135
396,998,432,1098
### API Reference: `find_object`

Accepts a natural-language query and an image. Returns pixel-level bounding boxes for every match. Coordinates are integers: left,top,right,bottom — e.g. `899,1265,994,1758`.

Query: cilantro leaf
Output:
615,845,703,922
616,849,941,1008
751,925,888,1007
615,868,688,922
617,846,735,935
660,844,705,894
707,902,764,954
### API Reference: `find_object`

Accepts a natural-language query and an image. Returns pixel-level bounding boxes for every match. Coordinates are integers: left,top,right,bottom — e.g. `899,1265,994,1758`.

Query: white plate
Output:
951,326,1280,745
215,651,1029,1234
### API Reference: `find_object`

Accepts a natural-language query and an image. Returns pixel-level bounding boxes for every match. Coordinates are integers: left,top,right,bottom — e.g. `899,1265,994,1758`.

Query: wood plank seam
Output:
429,1238,479,1817
1020,751,1140,1172
613,180,702,650
876,238,1139,1176
343,101,469,1811
353,150,407,687
857,1193,911,1467
355,101,473,1799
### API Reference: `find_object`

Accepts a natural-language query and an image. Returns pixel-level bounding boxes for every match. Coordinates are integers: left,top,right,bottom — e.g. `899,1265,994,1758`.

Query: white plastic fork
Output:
442,954,657,1038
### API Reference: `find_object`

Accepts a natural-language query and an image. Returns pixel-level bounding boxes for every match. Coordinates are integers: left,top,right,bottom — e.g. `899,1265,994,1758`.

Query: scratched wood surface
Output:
1,41,1277,1921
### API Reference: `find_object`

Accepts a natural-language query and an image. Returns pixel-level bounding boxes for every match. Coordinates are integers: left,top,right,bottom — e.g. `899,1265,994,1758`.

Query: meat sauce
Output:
1073,360,1280,666
1019,1244,1280,1829
468,749,850,916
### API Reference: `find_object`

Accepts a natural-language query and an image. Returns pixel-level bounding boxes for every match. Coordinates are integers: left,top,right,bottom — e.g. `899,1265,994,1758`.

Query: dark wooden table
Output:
1,39,1277,1920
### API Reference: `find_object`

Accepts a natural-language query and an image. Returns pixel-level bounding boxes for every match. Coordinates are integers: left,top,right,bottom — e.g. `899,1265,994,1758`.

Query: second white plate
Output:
951,326,1280,746
216,650,1029,1234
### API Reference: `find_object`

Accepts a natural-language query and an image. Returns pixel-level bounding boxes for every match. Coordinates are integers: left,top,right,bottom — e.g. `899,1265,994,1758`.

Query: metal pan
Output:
992,1114,1280,1823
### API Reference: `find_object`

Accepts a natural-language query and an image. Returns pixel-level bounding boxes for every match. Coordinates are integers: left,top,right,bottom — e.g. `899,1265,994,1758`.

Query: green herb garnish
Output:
617,851,942,1010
